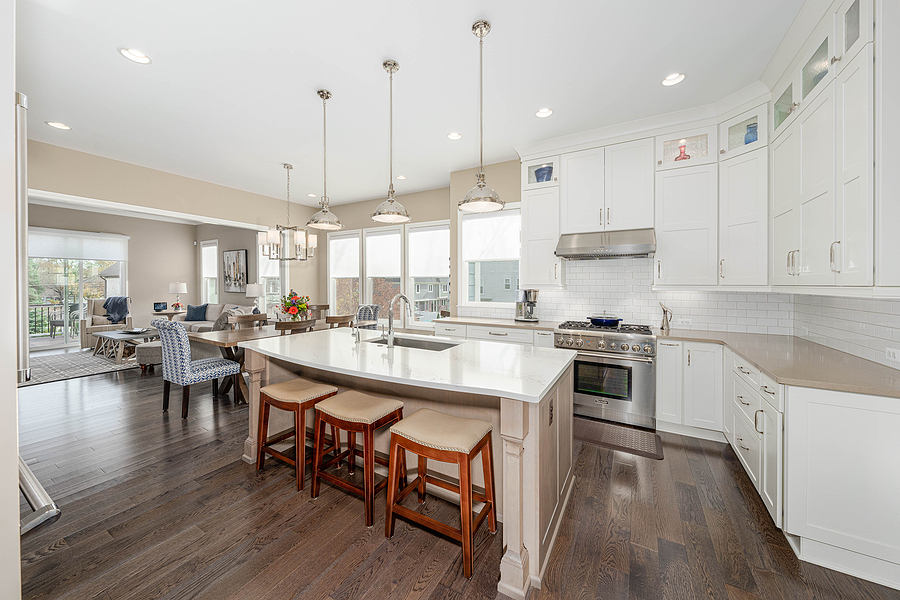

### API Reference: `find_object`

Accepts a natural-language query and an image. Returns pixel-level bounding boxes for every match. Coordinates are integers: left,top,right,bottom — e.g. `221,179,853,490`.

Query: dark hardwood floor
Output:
18,366,900,600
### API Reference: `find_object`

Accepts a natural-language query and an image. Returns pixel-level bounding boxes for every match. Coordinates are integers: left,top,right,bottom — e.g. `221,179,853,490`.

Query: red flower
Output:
291,296,300,301
288,306,298,315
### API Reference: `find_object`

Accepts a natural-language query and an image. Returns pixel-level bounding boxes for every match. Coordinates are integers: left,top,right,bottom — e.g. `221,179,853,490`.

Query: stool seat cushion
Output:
261,378,338,404
316,390,403,424
391,409,492,454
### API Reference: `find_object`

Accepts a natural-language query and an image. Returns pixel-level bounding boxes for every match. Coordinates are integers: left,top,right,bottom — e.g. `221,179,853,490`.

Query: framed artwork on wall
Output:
223,249,248,293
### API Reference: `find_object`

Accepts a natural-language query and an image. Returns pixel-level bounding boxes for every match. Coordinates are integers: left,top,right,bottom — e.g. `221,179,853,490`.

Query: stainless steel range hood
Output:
554,228,656,260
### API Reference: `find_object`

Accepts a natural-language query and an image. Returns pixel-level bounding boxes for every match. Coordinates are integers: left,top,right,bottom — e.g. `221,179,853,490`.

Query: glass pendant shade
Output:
459,172,504,213
307,199,343,231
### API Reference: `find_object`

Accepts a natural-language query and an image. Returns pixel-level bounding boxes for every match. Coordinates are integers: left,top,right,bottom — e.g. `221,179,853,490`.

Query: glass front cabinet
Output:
521,156,560,191
834,0,872,74
654,125,717,171
718,105,768,161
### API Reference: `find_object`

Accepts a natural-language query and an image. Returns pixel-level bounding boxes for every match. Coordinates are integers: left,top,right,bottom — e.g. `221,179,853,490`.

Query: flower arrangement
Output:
172,302,184,311
280,290,310,321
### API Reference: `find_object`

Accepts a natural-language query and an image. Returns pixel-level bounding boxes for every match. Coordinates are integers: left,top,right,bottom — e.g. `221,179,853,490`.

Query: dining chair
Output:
228,314,268,329
152,319,242,418
275,319,317,335
355,305,380,330
325,315,354,329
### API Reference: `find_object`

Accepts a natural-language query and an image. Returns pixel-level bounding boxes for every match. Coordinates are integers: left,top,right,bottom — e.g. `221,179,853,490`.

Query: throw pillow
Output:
212,308,238,331
185,304,208,321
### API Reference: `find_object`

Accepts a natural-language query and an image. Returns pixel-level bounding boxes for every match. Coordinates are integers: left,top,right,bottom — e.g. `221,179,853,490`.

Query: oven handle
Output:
576,351,655,364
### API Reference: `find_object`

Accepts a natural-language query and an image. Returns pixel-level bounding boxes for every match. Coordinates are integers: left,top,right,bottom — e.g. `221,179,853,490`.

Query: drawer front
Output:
759,372,782,411
732,375,761,425
534,330,555,348
467,325,535,345
733,412,761,487
732,353,760,387
434,323,467,338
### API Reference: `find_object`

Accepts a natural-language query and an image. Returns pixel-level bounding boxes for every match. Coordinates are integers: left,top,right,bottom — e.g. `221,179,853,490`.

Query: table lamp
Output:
168,282,187,309
246,283,264,313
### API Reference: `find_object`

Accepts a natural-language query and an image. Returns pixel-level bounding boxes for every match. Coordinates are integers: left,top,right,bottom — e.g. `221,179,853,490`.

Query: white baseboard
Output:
794,536,900,591
656,421,727,443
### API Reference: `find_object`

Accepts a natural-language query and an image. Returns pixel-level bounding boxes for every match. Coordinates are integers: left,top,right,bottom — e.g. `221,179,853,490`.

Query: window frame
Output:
327,229,363,320
257,240,287,317
404,219,451,331
456,202,521,310
362,224,404,327
199,239,219,304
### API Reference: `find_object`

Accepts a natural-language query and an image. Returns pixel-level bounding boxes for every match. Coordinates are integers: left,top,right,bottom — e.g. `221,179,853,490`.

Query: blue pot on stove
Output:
534,165,553,182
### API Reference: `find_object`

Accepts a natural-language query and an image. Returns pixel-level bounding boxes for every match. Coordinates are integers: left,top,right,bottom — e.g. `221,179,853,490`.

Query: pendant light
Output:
307,89,344,231
459,20,504,214
372,59,411,224
257,163,317,261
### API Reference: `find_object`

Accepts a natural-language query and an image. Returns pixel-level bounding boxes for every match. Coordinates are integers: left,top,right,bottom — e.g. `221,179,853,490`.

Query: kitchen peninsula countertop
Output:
434,316,557,331
239,328,575,403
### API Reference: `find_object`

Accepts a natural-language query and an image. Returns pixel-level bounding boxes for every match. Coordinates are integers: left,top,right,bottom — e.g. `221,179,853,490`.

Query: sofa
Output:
80,298,133,349
173,303,257,332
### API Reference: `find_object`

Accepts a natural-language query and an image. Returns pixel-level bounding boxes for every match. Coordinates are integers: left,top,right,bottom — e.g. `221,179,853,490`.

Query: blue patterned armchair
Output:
355,304,380,330
152,319,242,418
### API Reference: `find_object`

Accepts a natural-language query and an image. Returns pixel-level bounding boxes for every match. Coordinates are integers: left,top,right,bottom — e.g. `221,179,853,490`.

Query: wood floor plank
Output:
630,501,658,553
658,538,696,600
653,455,685,545
703,506,758,595
682,521,728,600
629,544,661,600
661,432,695,486
675,481,707,526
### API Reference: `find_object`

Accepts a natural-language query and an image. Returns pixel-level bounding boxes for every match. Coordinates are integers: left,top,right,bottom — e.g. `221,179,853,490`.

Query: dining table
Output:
188,322,329,403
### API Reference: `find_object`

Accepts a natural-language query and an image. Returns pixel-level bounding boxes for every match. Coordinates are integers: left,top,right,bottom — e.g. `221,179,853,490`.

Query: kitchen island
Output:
238,328,576,600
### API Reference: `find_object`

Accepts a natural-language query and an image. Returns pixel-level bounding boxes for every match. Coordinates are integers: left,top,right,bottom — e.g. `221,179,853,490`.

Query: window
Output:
364,227,401,323
200,240,218,304
328,232,361,316
257,242,283,315
407,222,450,325
460,207,520,304
441,284,448,294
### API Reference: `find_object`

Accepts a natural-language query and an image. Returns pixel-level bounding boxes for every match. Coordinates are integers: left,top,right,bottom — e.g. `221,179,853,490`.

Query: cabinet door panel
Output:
560,149,604,234
719,147,768,285
656,342,683,425
723,350,734,442
771,124,801,285
521,187,561,286
835,46,874,285
683,342,723,431
834,0,871,72
760,401,783,528
605,138,654,231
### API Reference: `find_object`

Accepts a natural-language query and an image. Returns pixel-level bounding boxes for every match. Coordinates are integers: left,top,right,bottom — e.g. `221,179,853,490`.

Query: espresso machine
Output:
515,289,539,322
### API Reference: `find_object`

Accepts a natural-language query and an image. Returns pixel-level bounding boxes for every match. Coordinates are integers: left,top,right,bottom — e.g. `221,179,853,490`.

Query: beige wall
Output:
1,0,22,594
29,204,198,328
448,160,521,313
27,141,321,302
195,224,259,308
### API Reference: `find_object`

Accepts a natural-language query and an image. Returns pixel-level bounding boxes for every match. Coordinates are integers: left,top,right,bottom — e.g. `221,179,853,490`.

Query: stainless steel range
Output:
554,321,657,430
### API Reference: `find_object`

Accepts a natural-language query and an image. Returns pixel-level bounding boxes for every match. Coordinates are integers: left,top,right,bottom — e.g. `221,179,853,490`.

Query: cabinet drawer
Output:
434,323,467,338
732,353,760,387
733,376,761,425
759,372,782,411
534,330,555,348
467,326,535,345
733,413,761,487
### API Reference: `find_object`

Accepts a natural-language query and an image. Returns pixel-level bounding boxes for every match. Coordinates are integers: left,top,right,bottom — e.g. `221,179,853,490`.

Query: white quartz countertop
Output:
238,328,576,404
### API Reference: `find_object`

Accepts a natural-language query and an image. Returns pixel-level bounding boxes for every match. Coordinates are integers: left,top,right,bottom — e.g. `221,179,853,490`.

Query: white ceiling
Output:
17,0,805,206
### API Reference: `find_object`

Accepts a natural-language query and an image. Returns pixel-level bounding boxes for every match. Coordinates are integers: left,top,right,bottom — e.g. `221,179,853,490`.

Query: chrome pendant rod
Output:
284,163,292,226
389,63,394,193
478,32,483,174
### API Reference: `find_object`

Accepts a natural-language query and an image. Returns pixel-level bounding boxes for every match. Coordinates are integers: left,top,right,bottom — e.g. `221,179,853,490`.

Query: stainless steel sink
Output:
364,335,460,352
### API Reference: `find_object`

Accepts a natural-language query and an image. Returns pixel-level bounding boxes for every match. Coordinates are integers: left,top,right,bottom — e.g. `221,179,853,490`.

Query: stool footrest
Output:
317,469,388,498
392,504,462,542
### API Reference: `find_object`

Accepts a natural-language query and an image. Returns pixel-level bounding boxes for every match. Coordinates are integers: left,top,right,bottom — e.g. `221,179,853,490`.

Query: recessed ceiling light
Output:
307,193,317,198
447,132,462,140
395,175,406,180
118,47,152,64
535,108,553,118
45,121,71,130
662,73,685,86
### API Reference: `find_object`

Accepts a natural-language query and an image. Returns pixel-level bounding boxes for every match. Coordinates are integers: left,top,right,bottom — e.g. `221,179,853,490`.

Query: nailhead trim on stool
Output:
385,409,497,579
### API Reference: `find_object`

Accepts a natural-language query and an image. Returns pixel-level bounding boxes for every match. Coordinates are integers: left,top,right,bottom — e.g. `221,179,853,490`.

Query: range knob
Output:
598,340,607,350
632,344,640,352
556,337,565,345
620,343,629,351
575,339,584,347
643,345,653,353
566,338,574,346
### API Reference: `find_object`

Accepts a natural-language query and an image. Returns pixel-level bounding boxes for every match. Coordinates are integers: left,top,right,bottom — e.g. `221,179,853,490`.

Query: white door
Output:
655,164,718,285
759,399,784,528
656,341,683,425
771,123,801,284
604,138,654,231
719,147,768,285
835,46,874,286
682,342,723,431
521,187,562,286
798,82,836,285
559,148,604,234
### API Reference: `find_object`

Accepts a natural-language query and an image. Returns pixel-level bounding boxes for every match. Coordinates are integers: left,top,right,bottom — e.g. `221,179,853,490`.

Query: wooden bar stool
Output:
325,314,354,329
385,409,497,578
256,378,342,491
311,390,405,526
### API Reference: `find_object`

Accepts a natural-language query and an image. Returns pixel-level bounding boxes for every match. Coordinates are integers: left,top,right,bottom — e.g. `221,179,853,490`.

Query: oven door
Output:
572,351,656,430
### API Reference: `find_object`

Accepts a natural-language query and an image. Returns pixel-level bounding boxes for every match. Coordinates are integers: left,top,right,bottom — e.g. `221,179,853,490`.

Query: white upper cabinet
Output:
719,105,768,161
604,138,654,231
719,146,768,285
521,187,563,286
834,45,874,285
770,123,801,285
559,148,604,234
833,0,872,74
772,76,799,140
655,126,717,170
655,163,718,285
522,156,559,191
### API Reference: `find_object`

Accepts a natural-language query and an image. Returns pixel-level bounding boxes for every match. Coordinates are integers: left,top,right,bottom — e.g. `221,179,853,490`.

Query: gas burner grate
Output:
557,321,653,335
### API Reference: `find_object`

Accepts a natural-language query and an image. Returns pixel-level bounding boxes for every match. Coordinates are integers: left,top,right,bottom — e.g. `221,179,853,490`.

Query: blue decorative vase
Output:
745,123,758,145
534,166,553,182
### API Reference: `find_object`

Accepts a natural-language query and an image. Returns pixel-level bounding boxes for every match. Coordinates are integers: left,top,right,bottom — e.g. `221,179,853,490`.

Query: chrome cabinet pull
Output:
489,332,508,337
755,410,764,434
737,438,750,451
607,207,610,225
830,241,841,274
831,55,842,64
687,350,691,366
738,366,751,375
657,260,661,278
719,258,725,279
737,395,750,406
790,101,800,112
660,342,679,347
786,251,792,276
761,385,776,396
